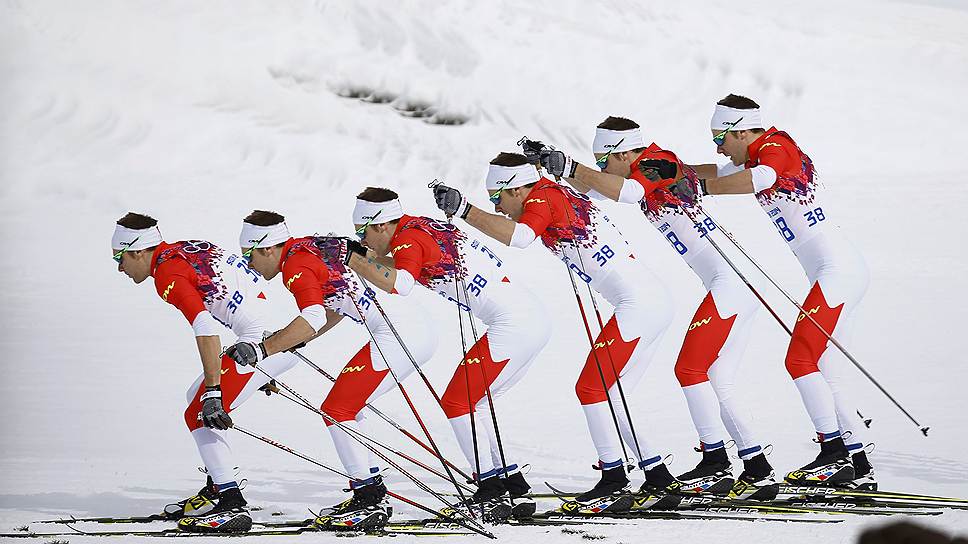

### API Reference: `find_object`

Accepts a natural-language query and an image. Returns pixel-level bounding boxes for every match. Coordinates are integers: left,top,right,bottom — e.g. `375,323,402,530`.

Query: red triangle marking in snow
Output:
501,276,511,283
257,292,267,299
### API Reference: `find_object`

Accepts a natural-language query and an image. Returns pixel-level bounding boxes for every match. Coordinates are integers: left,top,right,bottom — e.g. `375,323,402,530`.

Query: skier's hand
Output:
225,341,266,366
200,387,233,430
343,239,367,264
518,137,548,165
539,149,577,179
433,184,470,219
638,159,678,183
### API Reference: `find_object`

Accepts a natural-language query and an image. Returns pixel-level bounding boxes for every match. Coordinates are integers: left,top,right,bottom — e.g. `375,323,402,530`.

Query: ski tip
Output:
920,426,930,437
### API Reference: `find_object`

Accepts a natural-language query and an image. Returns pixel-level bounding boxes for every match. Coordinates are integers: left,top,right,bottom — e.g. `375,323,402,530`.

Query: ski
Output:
3,518,482,538
531,509,842,524
545,482,943,517
778,485,968,508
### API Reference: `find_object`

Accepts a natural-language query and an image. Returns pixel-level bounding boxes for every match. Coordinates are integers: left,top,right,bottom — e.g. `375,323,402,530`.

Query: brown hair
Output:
356,187,399,203
489,152,529,167
116,212,157,230
243,210,285,226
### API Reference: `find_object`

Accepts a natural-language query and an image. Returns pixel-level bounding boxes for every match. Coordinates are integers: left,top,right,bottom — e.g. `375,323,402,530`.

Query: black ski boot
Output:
316,476,391,531
634,464,682,511
728,453,779,501
847,450,877,491
785,437,854,486
164,476,218,520
561,465,633,515
443,475,512,523
177,487,252,533
674,447,734,496
502,472,536,519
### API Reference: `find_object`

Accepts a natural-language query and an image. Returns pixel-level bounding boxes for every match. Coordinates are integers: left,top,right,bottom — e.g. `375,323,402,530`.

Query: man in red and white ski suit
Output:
692,95,873,488
536,118,778,500
432,154,677,511
111,213,299,533
234,211,437,528
346,188,549,519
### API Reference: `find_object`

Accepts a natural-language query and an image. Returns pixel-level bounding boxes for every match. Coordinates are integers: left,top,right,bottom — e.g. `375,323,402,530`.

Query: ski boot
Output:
845,450,877,491
445,475,512,523
633,463,682,511
673,446,734,496
785,437,855,486
560,464,633,515
314,476,391,531
728,453,779,501
163,475,218,520
502,471,536,519
177,487,252,533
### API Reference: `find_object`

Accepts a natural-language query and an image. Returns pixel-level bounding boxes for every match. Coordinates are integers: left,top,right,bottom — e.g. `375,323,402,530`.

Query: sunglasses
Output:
595,137,625,172
355,210,383,240
713,117,744,146
489,174,517,204
242,233,268,259
113,236,141,264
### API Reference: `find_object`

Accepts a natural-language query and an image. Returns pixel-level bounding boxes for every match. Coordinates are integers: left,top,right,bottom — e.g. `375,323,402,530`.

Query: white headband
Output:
710,104,764,131
485,163,540,191
353,198,404,226
112,224,163,251
592,127,646,154
239,221,291,250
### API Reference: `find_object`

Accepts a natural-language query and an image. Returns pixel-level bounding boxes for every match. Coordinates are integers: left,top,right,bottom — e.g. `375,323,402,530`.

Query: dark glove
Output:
638,159,678,183
433,183,470,218
666,177,699,205
201,386,233,430
517,137,547,165
225,341,266,366
343,239,367,264
538,149,577,179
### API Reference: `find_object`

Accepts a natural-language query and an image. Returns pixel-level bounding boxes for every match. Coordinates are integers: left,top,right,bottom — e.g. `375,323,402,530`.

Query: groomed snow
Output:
1,1,966,542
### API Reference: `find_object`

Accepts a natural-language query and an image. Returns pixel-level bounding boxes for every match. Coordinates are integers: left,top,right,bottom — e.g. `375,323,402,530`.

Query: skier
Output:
684,94,874,489
524,117,778,501
432,153,678,513
110,212,300,533
346,187,550,520
229,210,438,529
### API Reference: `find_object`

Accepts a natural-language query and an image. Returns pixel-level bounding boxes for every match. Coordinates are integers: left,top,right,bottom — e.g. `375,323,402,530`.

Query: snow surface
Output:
1,0,967,542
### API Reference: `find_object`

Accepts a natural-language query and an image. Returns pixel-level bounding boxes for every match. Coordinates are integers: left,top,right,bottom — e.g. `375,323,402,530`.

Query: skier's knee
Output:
320,398,359,426
674,360,709,387
184,403,203,431
439,391,470,419
785,356,818,379
575,380,607,405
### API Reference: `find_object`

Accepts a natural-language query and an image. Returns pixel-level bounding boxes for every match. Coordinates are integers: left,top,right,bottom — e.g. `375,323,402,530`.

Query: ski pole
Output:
231,424,495,539
267,384,474,494
570,237,647,468
345,280,477,512
290,348,474,483
698,208,929,435
564,261,634,469
247,363,488,533
454,258,513,509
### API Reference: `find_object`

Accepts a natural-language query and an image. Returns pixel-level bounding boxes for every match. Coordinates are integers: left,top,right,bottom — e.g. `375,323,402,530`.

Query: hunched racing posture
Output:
433,153,679,514
525,117,778,501
111,212,301,533
347,188,550,521
230,210,438,530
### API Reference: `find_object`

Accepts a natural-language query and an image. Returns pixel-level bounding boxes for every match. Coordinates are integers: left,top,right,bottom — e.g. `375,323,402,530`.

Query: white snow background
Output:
1,1,966,542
